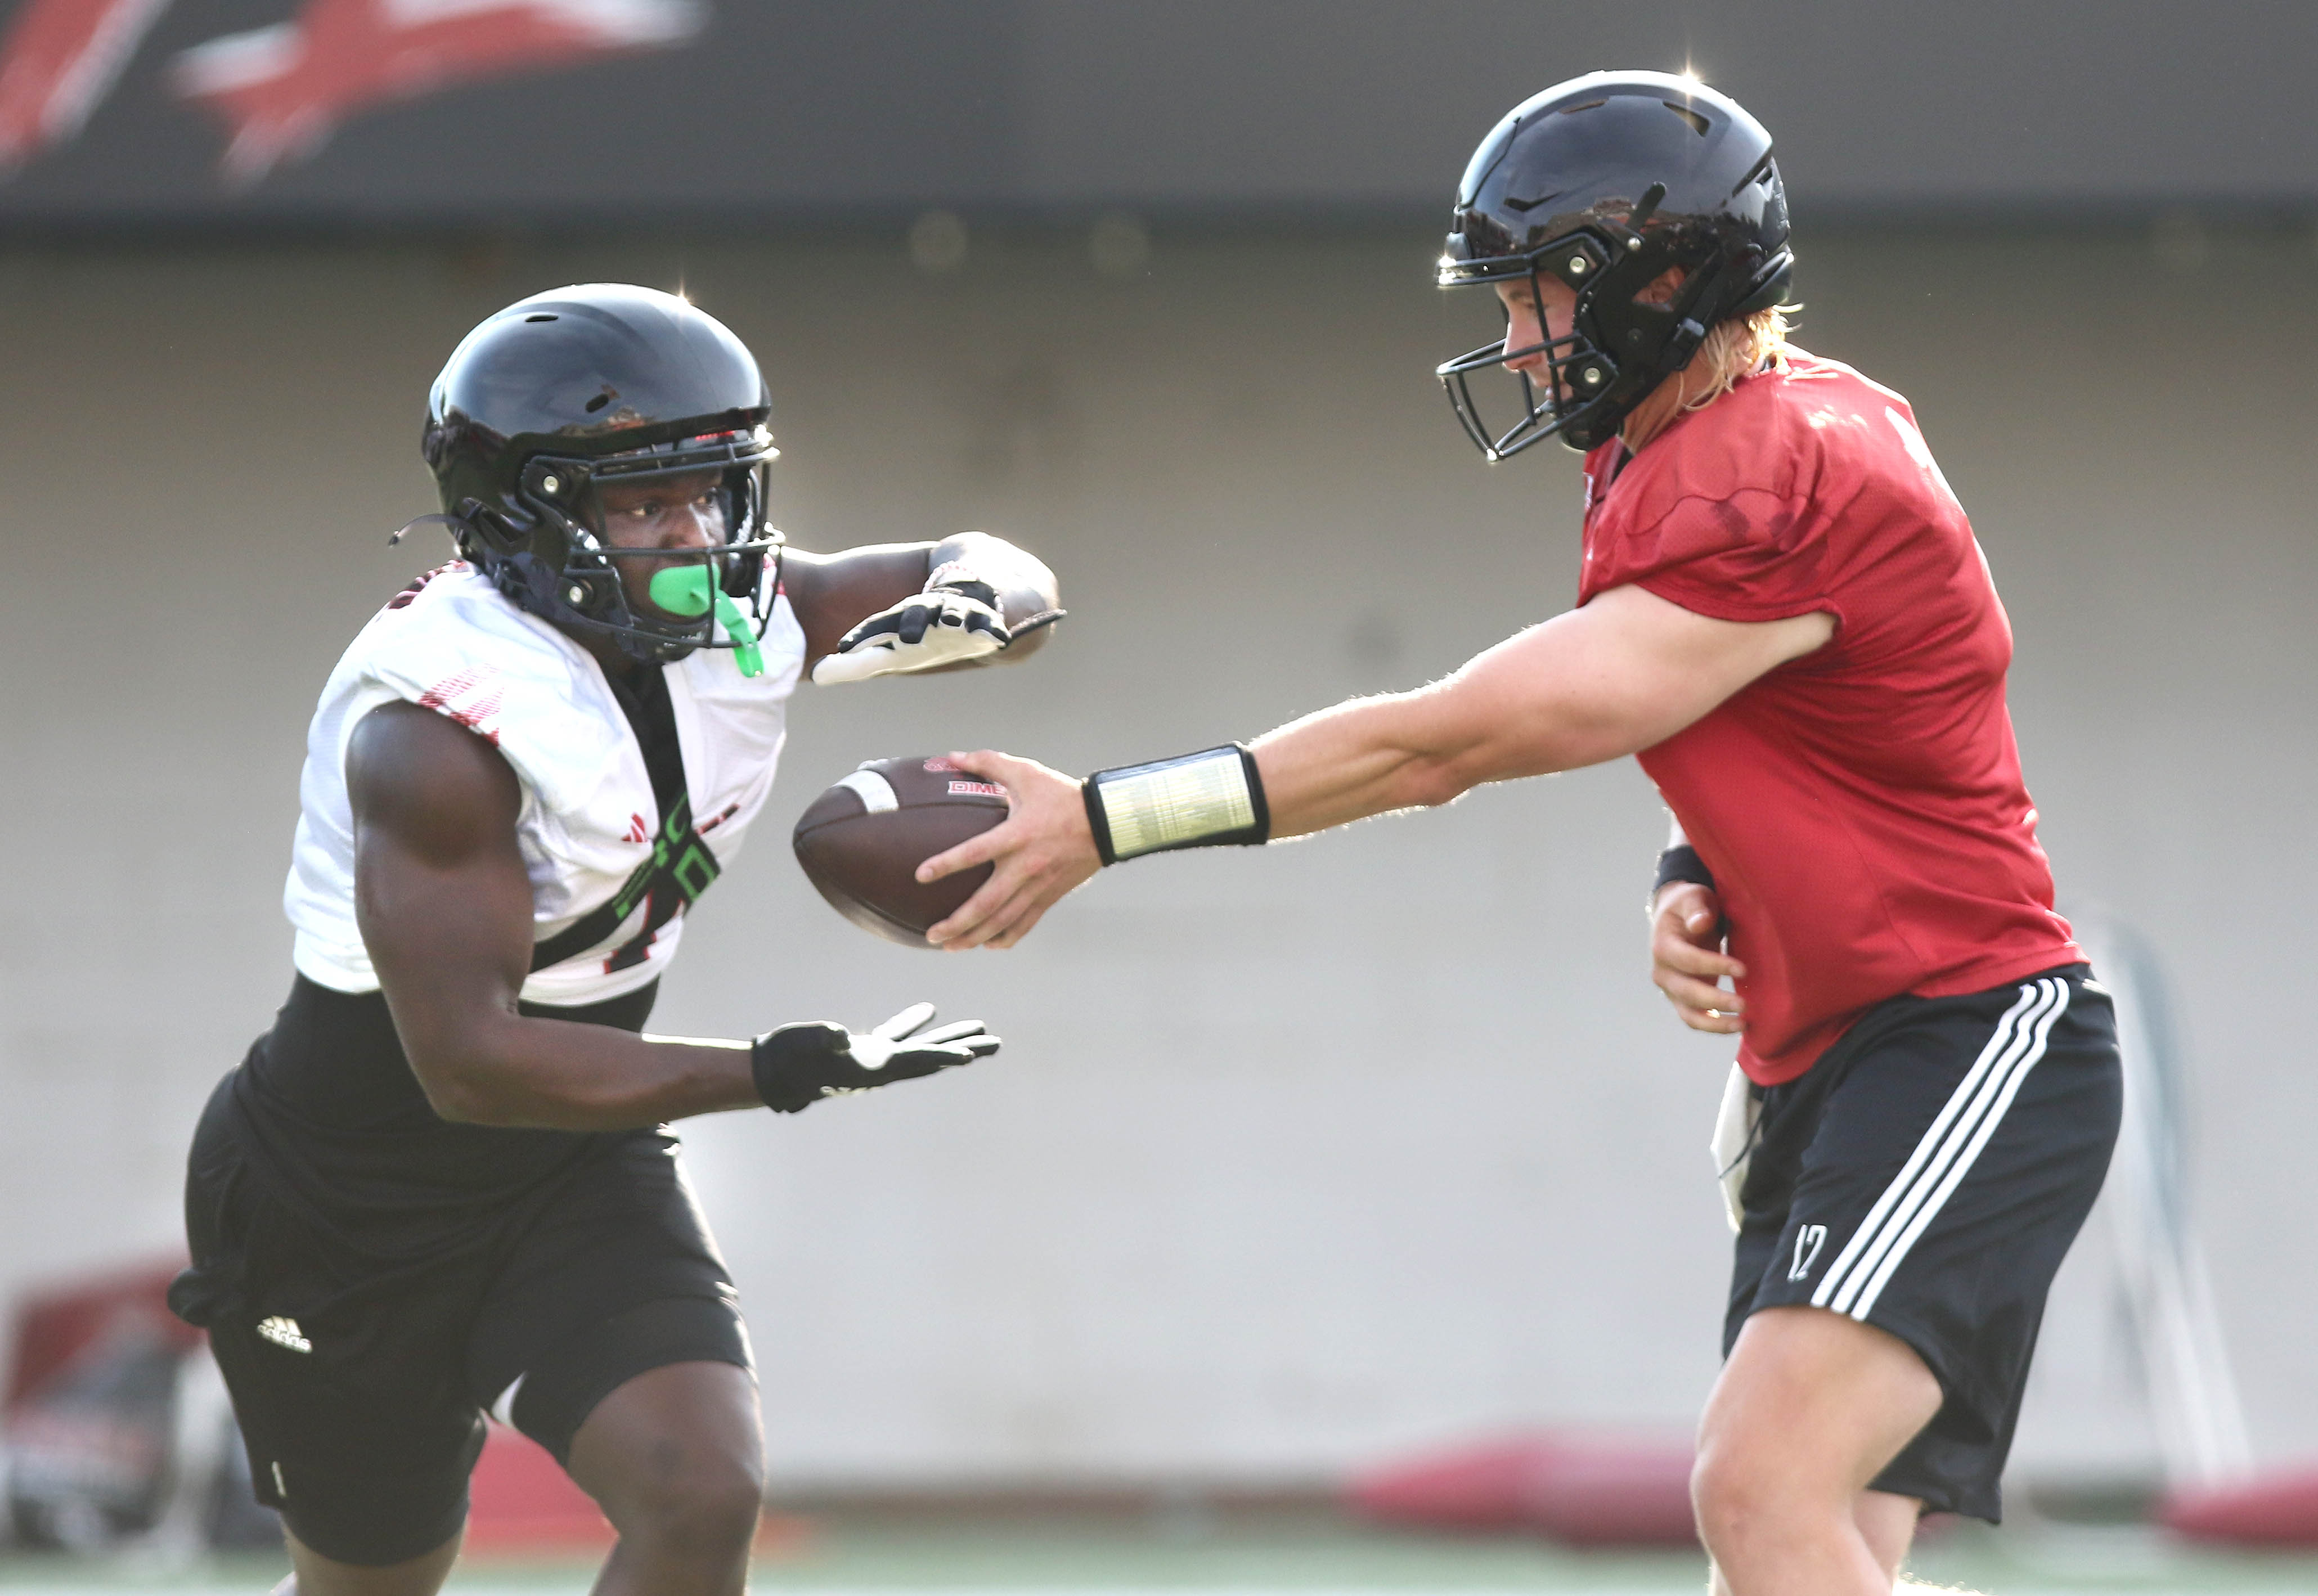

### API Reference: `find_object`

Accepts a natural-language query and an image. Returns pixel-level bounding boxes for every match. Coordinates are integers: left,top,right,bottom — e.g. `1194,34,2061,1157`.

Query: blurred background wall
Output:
0,0,2312,1497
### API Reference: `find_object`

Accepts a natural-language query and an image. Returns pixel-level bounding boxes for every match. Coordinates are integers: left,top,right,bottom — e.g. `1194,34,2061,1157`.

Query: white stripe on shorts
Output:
1809,975,2072,1321
489,1373,525,1427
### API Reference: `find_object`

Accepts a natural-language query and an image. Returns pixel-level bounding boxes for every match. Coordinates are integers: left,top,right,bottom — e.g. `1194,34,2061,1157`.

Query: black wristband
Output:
1082,777,1119,866
1082,744,1269,865
750,1022,848,1114
1653,843,1716,897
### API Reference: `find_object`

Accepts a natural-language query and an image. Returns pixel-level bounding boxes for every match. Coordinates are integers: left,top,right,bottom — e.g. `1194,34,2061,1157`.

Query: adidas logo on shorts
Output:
257,1315,312,1354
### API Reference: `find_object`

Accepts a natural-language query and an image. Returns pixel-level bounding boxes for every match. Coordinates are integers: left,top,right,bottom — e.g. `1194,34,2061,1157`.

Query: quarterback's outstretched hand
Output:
752,1002,999,1112
1649,881,1745,1034
918,750,1101,949
811,574,1012,685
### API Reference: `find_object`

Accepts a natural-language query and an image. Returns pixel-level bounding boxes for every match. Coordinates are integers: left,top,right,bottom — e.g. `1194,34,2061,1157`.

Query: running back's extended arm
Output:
346,700,763,1130
782,531,1059,670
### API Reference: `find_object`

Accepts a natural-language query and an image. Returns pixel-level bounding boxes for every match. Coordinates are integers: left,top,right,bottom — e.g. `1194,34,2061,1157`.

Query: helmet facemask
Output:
1436,187,1745,458
1436,230,1620,461
457,427,786,668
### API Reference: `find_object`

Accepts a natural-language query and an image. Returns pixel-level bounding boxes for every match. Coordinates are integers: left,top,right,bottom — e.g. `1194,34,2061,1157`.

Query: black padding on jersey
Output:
608,665,686,824
528,664,722,974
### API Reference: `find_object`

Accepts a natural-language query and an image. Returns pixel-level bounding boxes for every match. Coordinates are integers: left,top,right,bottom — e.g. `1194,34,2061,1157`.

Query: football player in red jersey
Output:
916,73,2120,1596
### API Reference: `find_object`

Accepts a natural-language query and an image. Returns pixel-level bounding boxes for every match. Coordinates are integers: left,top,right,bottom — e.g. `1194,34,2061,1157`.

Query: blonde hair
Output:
1679,301,1798,413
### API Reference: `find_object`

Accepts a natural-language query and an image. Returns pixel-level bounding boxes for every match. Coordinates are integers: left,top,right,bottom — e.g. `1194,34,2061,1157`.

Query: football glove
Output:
811,568,1012,686
751,1002,1000,1113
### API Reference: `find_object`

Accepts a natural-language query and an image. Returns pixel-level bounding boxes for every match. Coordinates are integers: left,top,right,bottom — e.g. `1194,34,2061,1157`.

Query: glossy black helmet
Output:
1435,71,1792,457
420,284,784,663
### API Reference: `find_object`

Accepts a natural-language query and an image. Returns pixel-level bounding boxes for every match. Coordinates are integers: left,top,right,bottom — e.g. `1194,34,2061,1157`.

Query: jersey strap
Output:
528,668,719,975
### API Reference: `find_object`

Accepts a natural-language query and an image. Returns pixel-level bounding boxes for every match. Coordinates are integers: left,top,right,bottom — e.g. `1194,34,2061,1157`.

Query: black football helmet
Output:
420,284,784,664
1435,71,1793,458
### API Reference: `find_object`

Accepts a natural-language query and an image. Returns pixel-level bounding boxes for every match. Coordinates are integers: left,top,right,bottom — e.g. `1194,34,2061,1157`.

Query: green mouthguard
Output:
649,567,763,677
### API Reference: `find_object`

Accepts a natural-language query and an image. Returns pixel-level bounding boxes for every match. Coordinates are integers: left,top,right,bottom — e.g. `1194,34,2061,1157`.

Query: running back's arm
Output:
347,701,761,1130
782,532,1059,667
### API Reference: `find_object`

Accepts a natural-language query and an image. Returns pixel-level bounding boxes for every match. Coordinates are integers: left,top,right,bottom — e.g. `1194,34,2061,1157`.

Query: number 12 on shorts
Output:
1788,1224,1829,1282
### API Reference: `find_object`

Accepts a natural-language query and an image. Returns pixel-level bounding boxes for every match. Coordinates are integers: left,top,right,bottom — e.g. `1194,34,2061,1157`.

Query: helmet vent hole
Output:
525,313,559,323
1556,99,1606,116
1663,104,1709,136
585,389,616,413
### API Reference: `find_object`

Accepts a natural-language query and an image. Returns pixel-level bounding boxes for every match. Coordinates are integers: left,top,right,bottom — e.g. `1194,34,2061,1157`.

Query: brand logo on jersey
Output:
625,813,649,843
1786,1224,1828,1282
256,1315,312,1354
947,780,1005,798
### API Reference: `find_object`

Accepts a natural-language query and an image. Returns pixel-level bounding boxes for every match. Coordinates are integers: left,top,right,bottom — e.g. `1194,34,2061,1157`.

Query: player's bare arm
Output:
787,530,1060,682
351,699,760,1129
349,701,991,1128
1247,586,1830,831
917,585,1831,949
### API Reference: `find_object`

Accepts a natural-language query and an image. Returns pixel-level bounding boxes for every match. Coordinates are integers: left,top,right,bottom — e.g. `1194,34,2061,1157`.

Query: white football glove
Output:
811,583,1010,686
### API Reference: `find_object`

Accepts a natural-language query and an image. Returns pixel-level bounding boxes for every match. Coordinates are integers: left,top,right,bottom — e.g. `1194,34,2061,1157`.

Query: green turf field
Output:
2,1512,2315,1595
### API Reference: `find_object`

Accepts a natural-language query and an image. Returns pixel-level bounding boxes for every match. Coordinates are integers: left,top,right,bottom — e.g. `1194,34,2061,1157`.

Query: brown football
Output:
792,756,1010,947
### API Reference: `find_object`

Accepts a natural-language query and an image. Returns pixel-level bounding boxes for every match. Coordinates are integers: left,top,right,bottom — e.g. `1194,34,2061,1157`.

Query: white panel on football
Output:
837,769,901,814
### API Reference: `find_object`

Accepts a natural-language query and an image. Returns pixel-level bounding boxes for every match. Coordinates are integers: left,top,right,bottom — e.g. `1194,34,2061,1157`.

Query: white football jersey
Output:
285,562,807,1006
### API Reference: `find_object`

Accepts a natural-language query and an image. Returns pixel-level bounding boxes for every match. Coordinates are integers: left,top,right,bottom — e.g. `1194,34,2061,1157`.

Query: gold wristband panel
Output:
1098,754,1254,859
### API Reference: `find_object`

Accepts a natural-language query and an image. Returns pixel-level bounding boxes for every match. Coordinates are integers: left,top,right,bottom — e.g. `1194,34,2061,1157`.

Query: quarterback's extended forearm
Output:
1250,636,1618,837
914,690,1517,951
917,592,1785,948
1250,691,1481,838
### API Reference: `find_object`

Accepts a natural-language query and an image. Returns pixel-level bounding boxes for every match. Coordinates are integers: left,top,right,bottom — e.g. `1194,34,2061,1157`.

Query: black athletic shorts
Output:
170,979,753,1567
1724,963,2121,1523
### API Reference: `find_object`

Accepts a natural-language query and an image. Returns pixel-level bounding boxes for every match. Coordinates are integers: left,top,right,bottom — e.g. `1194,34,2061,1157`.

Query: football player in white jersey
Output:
169,285,1059,1596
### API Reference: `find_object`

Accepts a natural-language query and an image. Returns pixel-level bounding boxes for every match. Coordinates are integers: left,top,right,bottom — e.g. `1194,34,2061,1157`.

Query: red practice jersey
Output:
1579,352,2080,1085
